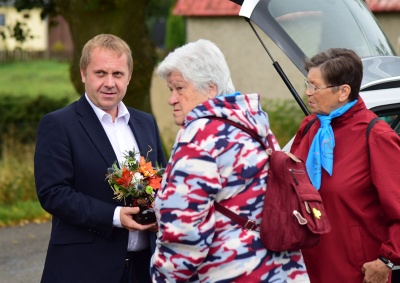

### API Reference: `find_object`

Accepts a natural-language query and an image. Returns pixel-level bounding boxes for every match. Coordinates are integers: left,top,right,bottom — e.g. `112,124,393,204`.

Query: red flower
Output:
115,166,133,188
148,175,162,190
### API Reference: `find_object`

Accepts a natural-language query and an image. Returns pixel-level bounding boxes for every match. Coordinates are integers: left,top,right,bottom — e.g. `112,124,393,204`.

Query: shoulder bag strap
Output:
214,202,260,231
302,116,318,138
207,116,272,150
367,117,380,140
367,117,380,160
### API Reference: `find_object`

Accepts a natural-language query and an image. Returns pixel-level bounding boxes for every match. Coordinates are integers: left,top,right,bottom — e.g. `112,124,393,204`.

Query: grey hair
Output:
157,39,235,95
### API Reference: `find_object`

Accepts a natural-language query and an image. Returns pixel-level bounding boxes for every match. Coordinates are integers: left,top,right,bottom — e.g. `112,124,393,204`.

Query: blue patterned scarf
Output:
306,100,357,189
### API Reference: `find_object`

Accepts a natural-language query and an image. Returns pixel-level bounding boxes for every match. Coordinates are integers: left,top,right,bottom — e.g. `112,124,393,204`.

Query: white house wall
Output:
374,13,400,54
187,17,305,101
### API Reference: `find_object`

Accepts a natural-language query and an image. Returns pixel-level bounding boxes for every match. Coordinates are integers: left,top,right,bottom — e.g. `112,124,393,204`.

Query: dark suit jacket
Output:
34,96,166,283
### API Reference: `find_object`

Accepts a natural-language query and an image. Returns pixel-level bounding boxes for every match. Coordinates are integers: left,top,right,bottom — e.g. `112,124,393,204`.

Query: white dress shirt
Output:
85,94,148,251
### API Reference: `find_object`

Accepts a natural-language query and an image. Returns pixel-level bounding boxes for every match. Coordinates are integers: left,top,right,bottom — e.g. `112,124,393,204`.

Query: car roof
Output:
361,57,400,88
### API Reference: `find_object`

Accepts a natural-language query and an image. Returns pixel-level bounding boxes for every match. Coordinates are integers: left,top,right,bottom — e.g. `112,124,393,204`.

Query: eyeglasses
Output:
304,79,340,95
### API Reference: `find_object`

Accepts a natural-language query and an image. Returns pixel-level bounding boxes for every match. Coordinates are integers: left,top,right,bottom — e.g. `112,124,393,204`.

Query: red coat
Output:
291,98,400,282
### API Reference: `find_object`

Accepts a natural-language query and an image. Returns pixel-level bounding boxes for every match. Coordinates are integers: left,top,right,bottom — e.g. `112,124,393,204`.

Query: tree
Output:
54,0,156,112
1,0,175,114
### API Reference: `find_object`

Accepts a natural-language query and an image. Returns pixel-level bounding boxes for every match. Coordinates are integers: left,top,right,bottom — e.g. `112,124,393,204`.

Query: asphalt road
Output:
0,221,50,283
1,221,399,283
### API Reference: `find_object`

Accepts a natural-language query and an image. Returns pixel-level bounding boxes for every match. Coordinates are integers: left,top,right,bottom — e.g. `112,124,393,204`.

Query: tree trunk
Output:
54,0,156,113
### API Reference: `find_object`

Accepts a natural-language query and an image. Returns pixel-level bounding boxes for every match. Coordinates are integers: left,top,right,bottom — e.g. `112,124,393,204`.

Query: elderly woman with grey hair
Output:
150,39,309,283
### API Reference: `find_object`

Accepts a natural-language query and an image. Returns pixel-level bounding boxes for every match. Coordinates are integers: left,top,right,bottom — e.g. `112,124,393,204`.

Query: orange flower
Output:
138,156,157,177
115,166,133,188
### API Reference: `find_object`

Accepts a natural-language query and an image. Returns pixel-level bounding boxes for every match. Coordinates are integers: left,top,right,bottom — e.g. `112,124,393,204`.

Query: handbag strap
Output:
302,116,318,137
214,202,260,231
208,116,273,151
366,117,379,140
206,116,272,231
366,117,380,160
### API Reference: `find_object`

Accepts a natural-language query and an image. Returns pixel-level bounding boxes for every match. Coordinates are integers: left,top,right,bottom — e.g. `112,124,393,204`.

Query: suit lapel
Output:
76,96,118,166
128,111,148,155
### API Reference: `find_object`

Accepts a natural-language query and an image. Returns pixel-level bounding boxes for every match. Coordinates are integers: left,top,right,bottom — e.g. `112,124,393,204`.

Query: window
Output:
373,106,400,136
0,14,5,26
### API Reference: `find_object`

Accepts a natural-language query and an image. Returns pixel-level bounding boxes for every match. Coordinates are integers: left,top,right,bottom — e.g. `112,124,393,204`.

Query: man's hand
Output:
362,259,390,283
120,206,158,232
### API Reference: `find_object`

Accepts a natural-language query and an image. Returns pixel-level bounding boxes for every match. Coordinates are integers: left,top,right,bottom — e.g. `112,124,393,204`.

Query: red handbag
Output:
210,117,331,251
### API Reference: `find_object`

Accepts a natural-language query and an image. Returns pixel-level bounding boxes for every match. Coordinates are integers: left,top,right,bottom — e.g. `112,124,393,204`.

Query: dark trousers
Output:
120,248,152,283
392,269,400,283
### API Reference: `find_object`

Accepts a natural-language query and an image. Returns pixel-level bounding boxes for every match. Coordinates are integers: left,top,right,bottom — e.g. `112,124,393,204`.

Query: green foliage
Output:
0,136,36,205
13,0,58,19
0,61,73,143
0,95,70,144
0,60,78,99
262,98,307,147
146,0,176,19
165,10,186,51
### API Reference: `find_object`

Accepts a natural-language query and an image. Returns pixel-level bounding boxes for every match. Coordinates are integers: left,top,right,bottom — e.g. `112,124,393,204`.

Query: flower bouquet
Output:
106,149,164,224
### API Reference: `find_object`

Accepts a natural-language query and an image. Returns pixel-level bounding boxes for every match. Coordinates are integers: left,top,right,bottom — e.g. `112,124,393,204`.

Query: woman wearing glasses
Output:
291,48,400,283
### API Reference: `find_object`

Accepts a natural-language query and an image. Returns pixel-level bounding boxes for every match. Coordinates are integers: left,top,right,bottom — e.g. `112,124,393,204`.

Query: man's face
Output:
80,47,132,118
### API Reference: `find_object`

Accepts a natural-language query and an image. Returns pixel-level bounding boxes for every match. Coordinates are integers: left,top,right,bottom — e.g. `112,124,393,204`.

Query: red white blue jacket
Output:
151,93,309,283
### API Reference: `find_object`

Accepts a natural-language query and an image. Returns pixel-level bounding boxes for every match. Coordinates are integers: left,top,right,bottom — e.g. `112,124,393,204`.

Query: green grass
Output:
0,133,50,227
0,200,51,227
0,60,79,100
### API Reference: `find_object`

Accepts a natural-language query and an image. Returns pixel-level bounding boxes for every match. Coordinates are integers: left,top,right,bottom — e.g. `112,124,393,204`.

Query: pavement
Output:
0,221,50,283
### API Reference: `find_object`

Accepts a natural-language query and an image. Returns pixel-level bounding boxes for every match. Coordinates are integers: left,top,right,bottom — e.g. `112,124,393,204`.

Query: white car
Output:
230,0,400,144
230,0,400,277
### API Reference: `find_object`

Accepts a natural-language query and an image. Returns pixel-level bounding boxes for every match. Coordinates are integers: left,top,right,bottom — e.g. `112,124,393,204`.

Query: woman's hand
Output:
361,259,390,283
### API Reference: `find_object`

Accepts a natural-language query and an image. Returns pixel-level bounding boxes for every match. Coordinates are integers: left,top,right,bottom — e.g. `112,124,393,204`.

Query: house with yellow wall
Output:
0,1,47,51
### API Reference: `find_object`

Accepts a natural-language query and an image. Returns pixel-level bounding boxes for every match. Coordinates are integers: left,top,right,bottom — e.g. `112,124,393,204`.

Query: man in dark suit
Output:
34,34,166,283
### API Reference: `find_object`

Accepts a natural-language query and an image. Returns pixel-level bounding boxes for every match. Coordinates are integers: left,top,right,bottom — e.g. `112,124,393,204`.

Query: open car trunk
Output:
230,0,400,135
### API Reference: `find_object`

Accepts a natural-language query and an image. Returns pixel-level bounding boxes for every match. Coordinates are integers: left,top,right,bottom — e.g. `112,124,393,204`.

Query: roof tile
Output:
174,0,240,16
366,0,400,12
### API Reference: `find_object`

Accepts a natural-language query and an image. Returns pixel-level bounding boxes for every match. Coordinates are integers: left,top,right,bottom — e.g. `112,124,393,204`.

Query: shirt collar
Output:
85,93,130,124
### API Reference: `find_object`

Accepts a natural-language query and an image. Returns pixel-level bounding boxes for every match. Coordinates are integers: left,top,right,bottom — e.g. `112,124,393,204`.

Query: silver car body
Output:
232,0,400,141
